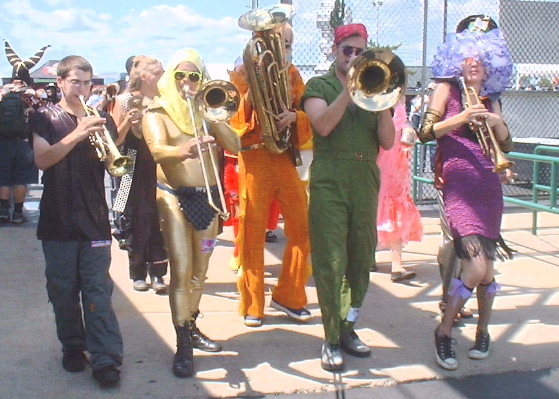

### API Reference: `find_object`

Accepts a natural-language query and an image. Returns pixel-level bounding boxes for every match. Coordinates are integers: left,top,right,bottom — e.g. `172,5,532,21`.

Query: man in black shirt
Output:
30,55,123,386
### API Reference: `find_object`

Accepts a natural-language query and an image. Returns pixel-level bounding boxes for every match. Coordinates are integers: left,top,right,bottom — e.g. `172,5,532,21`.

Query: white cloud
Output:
0,2,250,79
45,0,72,5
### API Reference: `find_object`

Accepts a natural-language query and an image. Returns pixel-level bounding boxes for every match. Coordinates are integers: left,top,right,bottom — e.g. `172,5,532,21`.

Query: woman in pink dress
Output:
376,98,423,282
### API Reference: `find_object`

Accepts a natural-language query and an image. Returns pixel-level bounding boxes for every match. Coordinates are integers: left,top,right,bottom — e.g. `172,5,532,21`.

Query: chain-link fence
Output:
257,0,559,204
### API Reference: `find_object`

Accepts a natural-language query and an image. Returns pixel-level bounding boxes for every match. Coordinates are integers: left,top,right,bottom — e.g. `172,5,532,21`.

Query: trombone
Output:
78,95,133,177
183,80,240,221
347,49,407,111
458,77,513,172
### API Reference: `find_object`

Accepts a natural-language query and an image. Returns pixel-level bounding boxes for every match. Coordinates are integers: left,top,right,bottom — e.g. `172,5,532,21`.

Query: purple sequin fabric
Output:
439,84,503,241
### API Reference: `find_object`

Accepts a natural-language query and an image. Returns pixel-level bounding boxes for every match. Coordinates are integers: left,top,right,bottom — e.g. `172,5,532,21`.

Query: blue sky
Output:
3,0,547,83
0,0,255,79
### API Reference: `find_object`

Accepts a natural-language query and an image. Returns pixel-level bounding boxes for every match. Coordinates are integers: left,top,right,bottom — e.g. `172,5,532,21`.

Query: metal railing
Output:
411,142,559,235
505,146,559,234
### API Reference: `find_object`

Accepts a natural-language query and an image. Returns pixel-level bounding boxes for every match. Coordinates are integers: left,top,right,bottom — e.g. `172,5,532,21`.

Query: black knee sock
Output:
0,199,9,209
14,202,23,213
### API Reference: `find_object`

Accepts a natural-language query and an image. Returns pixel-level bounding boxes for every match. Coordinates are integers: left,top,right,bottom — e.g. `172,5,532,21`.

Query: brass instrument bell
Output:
347,49,407,111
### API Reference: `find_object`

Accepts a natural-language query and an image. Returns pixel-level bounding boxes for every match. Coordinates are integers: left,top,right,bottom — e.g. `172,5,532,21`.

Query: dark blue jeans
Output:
42,240,123,369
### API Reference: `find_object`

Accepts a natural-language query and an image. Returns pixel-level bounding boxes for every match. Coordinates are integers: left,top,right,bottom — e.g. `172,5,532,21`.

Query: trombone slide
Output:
184,91,230,220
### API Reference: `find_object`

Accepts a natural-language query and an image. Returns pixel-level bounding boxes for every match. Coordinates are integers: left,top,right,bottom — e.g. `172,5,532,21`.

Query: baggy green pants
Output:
309,157,379,344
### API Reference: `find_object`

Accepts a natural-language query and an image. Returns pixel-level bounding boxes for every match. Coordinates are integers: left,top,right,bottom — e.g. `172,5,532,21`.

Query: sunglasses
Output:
174,70,202,82
463,56,482,66
285,42,292,50
341,46,364,57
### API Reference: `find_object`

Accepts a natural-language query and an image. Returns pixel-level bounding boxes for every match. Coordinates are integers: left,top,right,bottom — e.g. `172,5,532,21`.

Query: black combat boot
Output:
173,324,194,378
189,310,222,352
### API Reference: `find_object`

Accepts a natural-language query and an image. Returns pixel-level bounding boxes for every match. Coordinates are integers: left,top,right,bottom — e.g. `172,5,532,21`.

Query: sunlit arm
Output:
33,133,80,170
303,87,351,137
33,115,105,170
207,121,241,154
142,111,184,163
377,108,395,150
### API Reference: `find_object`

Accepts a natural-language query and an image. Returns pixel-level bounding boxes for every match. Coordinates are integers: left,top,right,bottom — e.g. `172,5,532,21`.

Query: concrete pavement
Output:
1,186,558,398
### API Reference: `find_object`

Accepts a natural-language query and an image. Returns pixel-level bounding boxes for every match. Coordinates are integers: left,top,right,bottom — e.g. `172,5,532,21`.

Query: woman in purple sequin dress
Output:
418,23,514,370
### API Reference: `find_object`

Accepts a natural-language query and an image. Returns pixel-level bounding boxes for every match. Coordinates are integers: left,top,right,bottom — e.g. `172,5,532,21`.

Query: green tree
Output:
329,0,346,29
367,40,401,51
538,76,553,90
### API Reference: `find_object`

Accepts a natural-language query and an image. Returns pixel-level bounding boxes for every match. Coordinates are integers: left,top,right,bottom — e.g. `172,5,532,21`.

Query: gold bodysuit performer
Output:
142,49,240,378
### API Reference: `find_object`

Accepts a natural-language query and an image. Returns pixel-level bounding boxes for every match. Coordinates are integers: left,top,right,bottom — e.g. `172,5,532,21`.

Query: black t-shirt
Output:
29,105,117,241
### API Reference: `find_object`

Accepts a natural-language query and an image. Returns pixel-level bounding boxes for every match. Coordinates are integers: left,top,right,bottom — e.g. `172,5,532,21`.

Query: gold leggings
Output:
156,188,218,327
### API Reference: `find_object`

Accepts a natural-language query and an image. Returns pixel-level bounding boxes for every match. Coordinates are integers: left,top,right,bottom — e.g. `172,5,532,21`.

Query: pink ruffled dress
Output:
376,102,423,250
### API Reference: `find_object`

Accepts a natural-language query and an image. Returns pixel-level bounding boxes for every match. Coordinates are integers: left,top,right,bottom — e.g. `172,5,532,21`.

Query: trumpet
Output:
78,95,133,177
458,77,513,172
183,80,240,221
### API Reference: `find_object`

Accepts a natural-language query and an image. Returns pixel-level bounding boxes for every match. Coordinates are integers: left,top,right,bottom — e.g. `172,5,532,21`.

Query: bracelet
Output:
498,122,513,153
418,108,442,143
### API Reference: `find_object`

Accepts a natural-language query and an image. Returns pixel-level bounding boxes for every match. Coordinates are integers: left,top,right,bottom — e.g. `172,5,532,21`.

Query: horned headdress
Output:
4,39,50,85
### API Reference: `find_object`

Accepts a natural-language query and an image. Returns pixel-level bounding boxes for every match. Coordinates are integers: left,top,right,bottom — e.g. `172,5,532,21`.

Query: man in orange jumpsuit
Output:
229,23,312,327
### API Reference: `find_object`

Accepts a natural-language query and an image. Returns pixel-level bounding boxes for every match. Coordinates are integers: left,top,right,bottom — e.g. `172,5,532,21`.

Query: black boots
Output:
173,324,194,378
172,312,222,377
189,311,222,352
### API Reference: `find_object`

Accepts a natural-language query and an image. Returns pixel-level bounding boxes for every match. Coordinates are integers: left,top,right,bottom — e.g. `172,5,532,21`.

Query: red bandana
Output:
334,23,368,45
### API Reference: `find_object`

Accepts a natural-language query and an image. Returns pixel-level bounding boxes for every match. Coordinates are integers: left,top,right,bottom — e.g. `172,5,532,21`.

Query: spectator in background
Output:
1,40,48,223
110,55,169,294
376,97,423,283
86,87,104,109
0,78,37,224
409,82,434,130
44,83,60,105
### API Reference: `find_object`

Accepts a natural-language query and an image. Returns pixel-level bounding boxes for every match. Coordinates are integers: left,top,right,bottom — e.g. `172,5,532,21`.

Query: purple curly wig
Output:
431,29,513,101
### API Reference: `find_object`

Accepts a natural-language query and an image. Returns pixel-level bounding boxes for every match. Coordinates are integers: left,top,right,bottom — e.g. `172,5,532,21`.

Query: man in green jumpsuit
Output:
302,23,395,372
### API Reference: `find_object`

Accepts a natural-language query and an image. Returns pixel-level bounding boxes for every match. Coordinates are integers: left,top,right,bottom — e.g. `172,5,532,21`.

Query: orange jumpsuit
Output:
229,64,312,318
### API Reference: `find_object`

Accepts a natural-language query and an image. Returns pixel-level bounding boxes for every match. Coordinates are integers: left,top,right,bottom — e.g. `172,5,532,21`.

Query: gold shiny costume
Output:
142,49,240,328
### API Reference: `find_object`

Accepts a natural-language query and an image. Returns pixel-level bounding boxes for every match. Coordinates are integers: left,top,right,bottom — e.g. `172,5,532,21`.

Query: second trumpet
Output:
78,95,133,177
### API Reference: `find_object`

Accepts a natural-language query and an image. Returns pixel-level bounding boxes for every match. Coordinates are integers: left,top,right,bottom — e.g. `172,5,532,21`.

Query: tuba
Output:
238,4,301,165
347,49,407,111
78,95,133,177
458,77,513,172
184,80,240,220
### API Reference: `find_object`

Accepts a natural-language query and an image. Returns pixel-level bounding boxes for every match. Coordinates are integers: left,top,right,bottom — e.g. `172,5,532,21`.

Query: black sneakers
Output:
10,211,27,224
0,207,9,223
92,365,121,386
270,298,311,321
468,330,491,360
62,350,87,372
434,329,458,370
265,230,278,242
